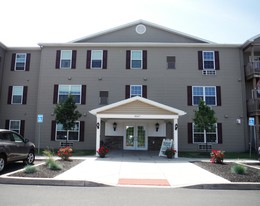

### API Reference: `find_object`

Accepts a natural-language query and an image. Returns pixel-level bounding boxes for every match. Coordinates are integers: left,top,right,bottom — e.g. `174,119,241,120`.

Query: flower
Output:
57,146,73,161
210,150,225,164
97,146,109,157
164,148,176,156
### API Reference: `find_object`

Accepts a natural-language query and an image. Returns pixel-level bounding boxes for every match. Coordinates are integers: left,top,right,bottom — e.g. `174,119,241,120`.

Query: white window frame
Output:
60,50,72,69
130,85,142,97
12,86,23,104
9,120,21,134
56,121,80,141
58,85,81,104
131,50,142,69
193,123,218,144
91,50,103,69
203,51,215,70
15,53,27,71
192,86,216,106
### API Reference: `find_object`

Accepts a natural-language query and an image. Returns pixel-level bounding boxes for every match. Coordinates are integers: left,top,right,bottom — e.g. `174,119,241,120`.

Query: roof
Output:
89,96,186,116
242,33,260,49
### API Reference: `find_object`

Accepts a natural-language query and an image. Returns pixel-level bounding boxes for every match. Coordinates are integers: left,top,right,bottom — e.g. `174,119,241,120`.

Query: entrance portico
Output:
89,96,186,157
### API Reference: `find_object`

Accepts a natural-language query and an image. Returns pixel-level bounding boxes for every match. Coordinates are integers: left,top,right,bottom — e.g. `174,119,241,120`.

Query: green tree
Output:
54,95,82,141
193,99,217,151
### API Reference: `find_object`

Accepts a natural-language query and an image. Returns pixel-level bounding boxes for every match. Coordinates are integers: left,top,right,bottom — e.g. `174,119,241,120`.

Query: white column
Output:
96,117,101,156
173,118,178,158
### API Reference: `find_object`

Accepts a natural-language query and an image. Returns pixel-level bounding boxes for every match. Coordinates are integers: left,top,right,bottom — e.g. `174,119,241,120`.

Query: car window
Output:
12,133,23,143
1,133,14,141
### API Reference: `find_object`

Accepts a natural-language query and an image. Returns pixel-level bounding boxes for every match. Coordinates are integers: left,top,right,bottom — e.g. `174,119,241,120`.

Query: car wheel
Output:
0,155,6,172
24,151,35,165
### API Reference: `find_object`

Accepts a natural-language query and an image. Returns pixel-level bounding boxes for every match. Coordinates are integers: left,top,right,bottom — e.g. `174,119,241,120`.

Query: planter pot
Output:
99,154,106,158
166,154,173,159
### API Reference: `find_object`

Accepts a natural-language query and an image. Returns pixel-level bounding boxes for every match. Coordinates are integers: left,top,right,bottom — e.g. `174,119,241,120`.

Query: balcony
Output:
248,98,260,116
246,61,260,80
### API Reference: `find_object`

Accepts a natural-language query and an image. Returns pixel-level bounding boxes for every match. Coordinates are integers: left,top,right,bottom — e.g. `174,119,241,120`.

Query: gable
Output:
72,20,210,44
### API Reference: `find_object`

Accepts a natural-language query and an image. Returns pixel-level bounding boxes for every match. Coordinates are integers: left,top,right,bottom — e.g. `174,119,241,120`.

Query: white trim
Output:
58,85,82,104
192,86,217,106
9,120,21,134
15,53,27,71
130,85,142,97
60,50,72,69
11,86,23,104
202,51,215,70
96,114,179,119
91,50,103,69
55,121,80,142
131,50,142,69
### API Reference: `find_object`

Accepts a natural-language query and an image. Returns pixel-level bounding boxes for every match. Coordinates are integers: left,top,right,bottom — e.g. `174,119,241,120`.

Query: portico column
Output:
173,118,178,158
96,117,101,156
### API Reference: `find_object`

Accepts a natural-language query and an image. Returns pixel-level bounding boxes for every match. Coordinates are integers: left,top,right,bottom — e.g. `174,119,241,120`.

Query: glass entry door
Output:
124,124,147,150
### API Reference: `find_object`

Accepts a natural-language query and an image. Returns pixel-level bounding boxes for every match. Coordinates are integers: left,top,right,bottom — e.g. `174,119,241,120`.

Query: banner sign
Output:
159,139,173,157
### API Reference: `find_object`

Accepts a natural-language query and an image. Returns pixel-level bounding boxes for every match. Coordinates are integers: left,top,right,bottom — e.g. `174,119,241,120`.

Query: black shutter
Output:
55,50,61,69
71,50,77,69
125,85,130,99
126,50,130,69
81,85,86,105
20,120,25,136
79,121,85,142
22,86,28,104
11,53,16,71
198,51,203,70
51,120,56,141
7,86,12,104
86,50,91,69
53,84,58,104
5,120,10,129
215,51,220,70
25,53,31,71
142,85,147,98
187,86,192,106
216,86,221,106
217,123,223,144
188,123,193,144
143,50,147,69
103,50,107,69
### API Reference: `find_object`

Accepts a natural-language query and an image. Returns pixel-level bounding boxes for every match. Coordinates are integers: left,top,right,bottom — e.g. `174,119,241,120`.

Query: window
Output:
91,50,103,68
126,50,147,69
192,86,216,106
193,123,217,143
198,51,219,71
167,56,176,69
130,85,142,97
12,86,23,104
58,85,81,104
60,50,72,68
131,50,142,69
100,91,108,105
203,51,214,69
56,122,80,141
9,120,20,134
15,53,27,70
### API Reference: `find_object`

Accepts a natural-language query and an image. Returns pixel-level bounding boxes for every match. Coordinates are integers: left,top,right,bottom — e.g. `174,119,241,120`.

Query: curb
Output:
184,183,260,190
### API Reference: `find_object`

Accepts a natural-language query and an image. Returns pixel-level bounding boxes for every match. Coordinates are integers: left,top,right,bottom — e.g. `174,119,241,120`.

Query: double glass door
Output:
124,124,147,150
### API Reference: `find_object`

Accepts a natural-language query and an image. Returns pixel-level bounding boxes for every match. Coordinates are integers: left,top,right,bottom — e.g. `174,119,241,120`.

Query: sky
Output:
0,0,259,47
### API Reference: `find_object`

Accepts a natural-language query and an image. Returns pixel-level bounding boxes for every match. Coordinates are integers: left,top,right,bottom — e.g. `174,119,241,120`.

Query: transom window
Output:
56,122,80,141
58,85,81,104
130,85,142,97
203,51,215,69
60,50,72,69
9,120,20,134
91,50,103,68
192,86,216,106
193,123,217,143
131,50,142,69
15,53,26,71
12,86,23,104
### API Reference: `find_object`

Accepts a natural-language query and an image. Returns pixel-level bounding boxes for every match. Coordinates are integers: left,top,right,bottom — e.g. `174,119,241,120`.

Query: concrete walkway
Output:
54,151,230,188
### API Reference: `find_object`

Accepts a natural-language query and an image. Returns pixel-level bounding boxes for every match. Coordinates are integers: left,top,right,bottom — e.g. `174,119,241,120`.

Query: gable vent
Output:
136,24,146,34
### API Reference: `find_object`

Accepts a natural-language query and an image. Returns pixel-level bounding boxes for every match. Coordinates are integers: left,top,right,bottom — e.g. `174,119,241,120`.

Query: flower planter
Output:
167,154,173,159
99,154,106,158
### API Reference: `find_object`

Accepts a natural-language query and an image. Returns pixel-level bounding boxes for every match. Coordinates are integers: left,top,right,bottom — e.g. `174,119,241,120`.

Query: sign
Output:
37,114,43,123
159,139,173,157
249,117,254,126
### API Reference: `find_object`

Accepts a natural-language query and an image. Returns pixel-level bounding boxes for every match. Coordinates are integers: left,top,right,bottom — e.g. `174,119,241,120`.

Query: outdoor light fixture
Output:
96,122,100,129
155,123,159,132
175,124,178,130
113,122,117,131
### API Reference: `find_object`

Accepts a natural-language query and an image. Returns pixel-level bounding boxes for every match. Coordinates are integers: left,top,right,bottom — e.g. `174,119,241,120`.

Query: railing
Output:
247,98,260,115
246,61,260,77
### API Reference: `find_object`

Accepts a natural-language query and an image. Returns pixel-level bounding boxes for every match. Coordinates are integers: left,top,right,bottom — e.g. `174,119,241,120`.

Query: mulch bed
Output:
193,161,260,182
9,159,83,178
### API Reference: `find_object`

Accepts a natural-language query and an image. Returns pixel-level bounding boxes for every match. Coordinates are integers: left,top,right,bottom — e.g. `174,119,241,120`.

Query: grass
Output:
24,165,38,174
46,158,63,170
38,149,95,156
231,164,247,175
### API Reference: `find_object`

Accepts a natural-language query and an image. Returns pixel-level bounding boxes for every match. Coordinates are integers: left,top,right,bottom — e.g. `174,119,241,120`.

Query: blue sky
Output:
0,0,259,46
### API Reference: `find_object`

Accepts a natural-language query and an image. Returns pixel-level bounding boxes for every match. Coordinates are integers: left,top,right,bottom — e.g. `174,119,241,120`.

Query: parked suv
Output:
0,129,35,172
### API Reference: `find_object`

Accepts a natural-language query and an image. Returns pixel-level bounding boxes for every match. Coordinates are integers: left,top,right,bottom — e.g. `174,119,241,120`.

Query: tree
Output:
54,95,82,141
193,99,217,151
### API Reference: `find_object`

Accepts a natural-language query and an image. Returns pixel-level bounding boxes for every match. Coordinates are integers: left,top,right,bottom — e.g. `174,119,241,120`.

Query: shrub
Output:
47,158,63,170
97,146,109,157
210,150,225,164
24,165,38,174
57,146,73,161
42,148,55,158
231,164,247,175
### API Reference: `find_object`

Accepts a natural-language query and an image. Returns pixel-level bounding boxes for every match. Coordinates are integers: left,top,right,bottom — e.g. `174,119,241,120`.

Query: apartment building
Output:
0,20,256,153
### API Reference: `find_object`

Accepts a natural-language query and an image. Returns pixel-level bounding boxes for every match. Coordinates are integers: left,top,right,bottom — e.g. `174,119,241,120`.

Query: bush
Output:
57,146,73,161
47,158,63,171
231,164,247,175
42,148,55,158
24,165,38,174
